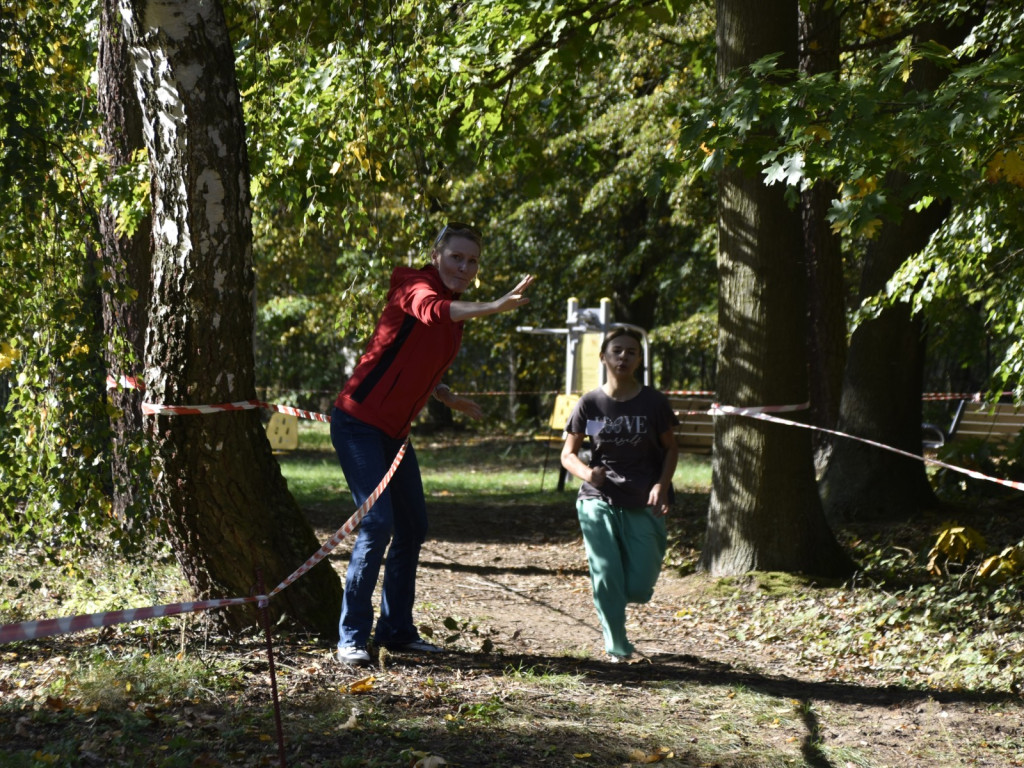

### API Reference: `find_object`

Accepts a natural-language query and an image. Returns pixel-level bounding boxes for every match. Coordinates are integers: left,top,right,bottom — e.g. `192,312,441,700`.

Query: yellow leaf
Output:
854,177,878,197
805,124,832,142
986,148,1024,186
857,218,883,238
573,753,592,759
259,734,273,742
978,555,1003,579
627,747,672,763
347,675,375,693
0,341,20,371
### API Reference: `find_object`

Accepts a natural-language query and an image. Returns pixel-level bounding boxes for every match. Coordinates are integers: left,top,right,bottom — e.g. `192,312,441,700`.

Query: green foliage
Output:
933,432,1024,501
0,1,155,557
2,1,105,549
685,2,1024,393
234,0,720,414
255,295,354,411
650,310,717,390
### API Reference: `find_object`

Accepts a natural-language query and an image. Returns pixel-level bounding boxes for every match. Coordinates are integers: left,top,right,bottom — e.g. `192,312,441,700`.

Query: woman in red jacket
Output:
333,222,533,665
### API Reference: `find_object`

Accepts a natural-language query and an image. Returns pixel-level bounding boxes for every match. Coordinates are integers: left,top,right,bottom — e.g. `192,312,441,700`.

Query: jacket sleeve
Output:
394,275,454,325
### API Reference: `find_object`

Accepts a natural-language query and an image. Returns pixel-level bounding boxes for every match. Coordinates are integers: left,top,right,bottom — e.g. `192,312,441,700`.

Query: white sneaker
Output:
607,652,633,664
337,645,371,665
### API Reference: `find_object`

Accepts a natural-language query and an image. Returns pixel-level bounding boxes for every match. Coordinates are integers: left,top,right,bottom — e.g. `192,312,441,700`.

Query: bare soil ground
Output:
384,492,1024,768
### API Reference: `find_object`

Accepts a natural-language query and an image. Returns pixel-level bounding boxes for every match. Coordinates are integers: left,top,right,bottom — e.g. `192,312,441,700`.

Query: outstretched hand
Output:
494,274,535,314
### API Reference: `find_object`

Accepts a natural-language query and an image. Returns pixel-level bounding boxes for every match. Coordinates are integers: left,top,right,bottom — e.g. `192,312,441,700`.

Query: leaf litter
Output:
2,438,1024,766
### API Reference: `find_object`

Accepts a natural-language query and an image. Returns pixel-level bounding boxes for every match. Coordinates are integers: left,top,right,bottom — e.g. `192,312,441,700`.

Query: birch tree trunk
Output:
701,0,853,578
116,0,341,635
98,0,153,528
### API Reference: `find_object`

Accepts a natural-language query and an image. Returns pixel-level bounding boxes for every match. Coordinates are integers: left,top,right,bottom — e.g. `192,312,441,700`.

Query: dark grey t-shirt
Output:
566,386,677,508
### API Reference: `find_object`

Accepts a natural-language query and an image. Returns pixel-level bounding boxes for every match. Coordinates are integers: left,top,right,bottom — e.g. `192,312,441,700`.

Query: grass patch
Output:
283,420,712,503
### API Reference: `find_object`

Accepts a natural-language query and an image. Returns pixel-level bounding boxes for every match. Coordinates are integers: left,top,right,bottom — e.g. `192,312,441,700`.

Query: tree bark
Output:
819,15,972,524
98,0,153,528
799,1,845,468
819,192,948,523
702,0,853,578
117,0,341,636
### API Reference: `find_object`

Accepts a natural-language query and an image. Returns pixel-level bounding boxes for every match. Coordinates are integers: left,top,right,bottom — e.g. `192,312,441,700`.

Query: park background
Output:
2,1,1024,766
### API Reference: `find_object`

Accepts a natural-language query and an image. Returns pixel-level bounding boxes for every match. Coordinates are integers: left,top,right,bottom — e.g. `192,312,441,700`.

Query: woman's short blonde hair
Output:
433,221,482,251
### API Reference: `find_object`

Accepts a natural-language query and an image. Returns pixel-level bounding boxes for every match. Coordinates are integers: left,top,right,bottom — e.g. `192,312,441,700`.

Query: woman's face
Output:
432,235,480,293
601,334,642,379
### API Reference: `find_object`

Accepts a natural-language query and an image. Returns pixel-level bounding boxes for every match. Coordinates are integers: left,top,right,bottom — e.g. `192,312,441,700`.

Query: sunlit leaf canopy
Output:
0,0,119,544
233,0,718,403
686,1,1024,396
4,0,1024,550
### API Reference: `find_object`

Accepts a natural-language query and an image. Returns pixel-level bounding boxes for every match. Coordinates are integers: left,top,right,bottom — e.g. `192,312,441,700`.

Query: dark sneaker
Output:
386,638,443,653
337,645,371,665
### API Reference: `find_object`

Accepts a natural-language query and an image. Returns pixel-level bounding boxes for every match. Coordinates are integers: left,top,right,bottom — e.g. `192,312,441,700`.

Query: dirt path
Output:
309,494,1024,768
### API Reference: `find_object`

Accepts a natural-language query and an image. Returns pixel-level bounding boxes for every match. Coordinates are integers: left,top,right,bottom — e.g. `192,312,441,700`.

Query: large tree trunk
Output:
799,1,845,469
819,15,972,524
98,0,153,527
819,193,948,523
117,0,341,636
701,0,853,578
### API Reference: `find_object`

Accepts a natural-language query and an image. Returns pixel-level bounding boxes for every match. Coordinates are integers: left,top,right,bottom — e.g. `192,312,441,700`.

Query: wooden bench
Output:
669,396,715,453
947,400,1024,445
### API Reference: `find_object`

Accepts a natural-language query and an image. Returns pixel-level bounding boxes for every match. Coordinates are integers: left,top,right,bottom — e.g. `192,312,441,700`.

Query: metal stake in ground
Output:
254,568,287,767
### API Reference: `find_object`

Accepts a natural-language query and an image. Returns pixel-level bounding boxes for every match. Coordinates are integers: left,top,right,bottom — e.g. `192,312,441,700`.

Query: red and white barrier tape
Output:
266,440,408,598
140,399,331,423
0,441,408,645
714,405,1024,493
109,374,1016,405
106,374,144,391
0,597,261,645
712,401,810,416
922,391,1013,402
22,382,1014,646
106,374,332,422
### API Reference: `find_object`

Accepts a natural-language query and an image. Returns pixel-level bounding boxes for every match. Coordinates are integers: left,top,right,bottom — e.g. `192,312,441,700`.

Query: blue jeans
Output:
331,408,427,649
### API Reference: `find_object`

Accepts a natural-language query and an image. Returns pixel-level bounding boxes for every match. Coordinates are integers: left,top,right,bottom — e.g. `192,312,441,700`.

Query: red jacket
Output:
334,265,463,439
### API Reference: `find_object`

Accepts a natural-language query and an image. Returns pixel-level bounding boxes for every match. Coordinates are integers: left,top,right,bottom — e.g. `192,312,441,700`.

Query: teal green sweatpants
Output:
576,498,667,657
